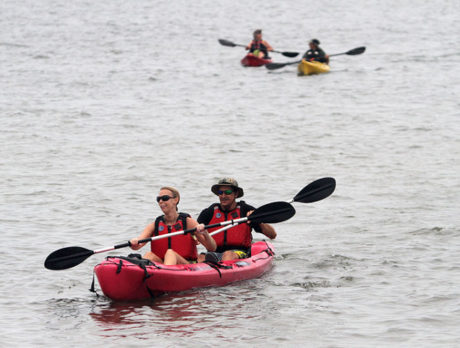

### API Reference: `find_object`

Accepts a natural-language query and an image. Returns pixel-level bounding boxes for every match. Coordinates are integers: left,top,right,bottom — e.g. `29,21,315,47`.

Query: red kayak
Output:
94,241,275,301
241,54,272,67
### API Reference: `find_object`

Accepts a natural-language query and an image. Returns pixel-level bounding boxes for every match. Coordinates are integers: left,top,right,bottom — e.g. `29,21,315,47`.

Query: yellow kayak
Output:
297,59,330,76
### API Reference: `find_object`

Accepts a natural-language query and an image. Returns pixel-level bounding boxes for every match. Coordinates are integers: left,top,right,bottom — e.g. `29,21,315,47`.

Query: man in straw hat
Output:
197,178,277,262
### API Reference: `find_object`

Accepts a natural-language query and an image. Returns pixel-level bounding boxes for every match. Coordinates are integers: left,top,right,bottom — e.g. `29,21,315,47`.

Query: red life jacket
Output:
249,40,269,56
208,205,252,251
151,212,198,261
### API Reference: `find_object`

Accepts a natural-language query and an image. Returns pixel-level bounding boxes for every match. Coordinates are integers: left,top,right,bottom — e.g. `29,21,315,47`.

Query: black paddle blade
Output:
347,46,366,55
265,60,300,70
265,62,287,70
281,51,299,58
250,201,296,224
293,177,336,203
44,246,94,270
218,39,236,47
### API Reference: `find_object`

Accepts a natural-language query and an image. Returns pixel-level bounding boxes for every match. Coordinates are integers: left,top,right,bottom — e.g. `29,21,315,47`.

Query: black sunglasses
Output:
218,189,233,195
156,195,173,202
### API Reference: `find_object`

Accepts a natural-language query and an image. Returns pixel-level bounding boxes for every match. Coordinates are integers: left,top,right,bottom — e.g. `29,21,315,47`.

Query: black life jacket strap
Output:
205,262,223,278
109,254,154,281
89,270,100,297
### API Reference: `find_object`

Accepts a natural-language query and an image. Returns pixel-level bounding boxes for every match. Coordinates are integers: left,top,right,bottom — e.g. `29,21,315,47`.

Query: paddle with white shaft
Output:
44,201,295,270
206,178,336,239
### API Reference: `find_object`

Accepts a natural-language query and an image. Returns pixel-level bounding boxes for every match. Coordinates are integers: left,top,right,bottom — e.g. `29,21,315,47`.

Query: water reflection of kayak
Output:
94,241,275,301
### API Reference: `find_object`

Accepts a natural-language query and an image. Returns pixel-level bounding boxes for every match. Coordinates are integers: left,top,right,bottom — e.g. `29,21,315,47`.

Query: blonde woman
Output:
130,187,216,265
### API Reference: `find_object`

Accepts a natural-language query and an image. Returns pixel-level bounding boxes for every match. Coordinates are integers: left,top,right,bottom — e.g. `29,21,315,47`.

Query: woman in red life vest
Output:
130,186,216,265
245,29,273,59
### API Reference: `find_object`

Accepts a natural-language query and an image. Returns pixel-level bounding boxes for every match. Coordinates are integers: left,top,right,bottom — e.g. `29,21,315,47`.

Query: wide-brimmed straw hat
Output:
211,178,244,198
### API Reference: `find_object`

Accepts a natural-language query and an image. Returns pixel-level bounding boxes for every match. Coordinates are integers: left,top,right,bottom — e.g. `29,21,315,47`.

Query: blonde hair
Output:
160,186,180,205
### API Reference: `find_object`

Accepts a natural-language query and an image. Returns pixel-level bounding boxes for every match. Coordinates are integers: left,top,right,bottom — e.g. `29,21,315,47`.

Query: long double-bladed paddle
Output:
208,178,335,238
218,39,299,58
265,46,366,70
210,177,336,236
44,201,295,270
207,179,335,239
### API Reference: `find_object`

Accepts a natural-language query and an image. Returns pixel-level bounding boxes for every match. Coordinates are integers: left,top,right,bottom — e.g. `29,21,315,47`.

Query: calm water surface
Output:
1,0,459,347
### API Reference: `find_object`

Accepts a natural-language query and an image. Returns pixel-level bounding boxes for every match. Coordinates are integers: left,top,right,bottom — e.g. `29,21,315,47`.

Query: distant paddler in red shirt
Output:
246,29,274,59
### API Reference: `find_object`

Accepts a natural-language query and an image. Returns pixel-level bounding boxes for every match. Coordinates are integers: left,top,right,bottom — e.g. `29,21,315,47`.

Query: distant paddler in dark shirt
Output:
303,39,329,64
246,29,274,59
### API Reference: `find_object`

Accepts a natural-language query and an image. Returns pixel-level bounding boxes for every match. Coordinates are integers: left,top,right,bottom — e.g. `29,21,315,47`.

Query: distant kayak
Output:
94,241,275,301
241,54,272,67
297,59,330,76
